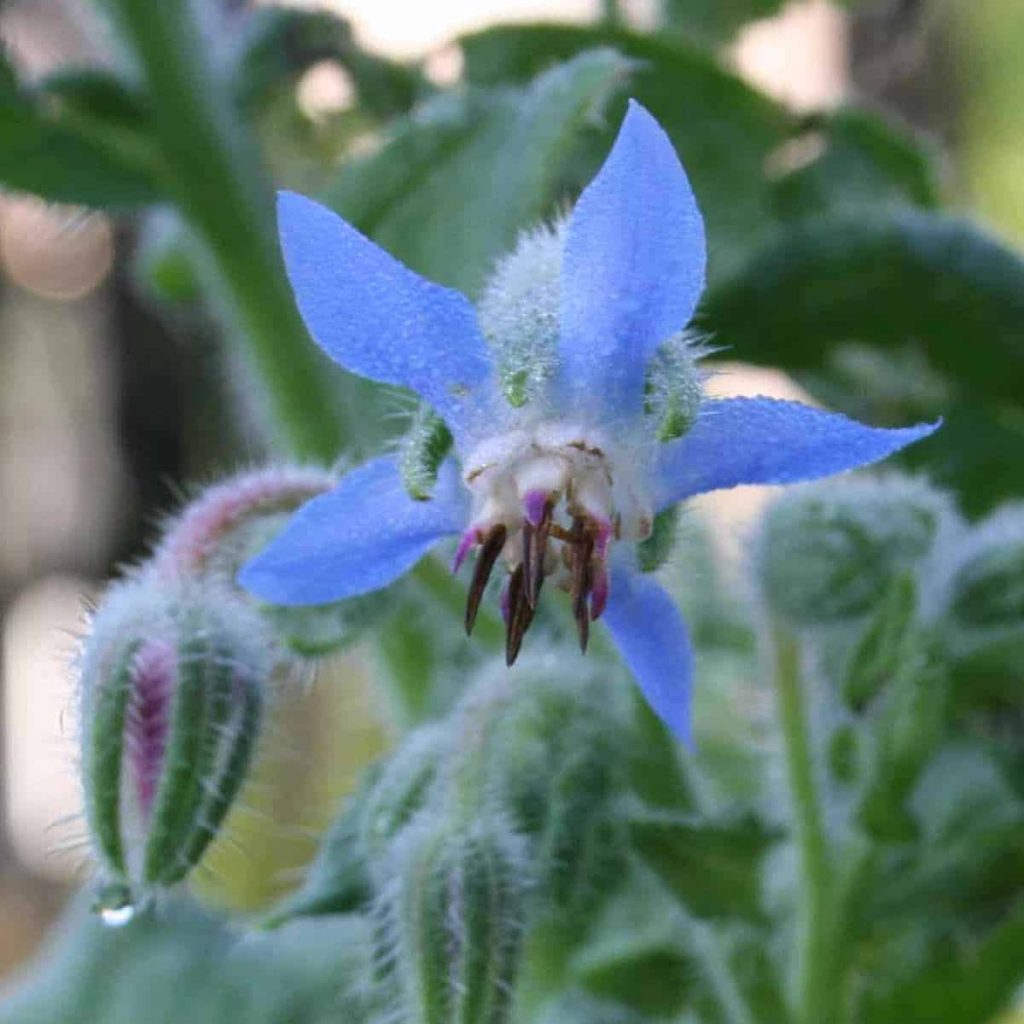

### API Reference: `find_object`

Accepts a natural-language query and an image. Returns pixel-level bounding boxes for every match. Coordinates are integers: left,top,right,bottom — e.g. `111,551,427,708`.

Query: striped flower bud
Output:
80,577,269,909
382,812,529,1024
758,476,953,625
153,465,332,585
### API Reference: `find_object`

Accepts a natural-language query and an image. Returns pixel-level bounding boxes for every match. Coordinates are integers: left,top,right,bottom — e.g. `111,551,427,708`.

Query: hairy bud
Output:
80,577,269,905
947,505,1024,633
482,659,629,915
478,221,565,408
382,813,529,1024
942,505,1024,699
153,465,332,585
758,476,953,625
154,466,388,655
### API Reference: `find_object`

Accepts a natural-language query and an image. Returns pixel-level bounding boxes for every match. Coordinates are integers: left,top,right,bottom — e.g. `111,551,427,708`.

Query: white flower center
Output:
455,421,653,664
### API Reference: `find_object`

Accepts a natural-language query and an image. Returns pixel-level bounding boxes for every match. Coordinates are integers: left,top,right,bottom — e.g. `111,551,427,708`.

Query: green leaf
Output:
460,24,791,281
324,48,630,296
705,210,1024,406
630,810,777,920
0,50,163,207
861,901,1024,1024
772,107,939,220
0,897,381,1024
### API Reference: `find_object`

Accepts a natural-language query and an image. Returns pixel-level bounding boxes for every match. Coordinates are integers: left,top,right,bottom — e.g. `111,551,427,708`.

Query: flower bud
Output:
80,577,269,903
361,725,445,864
154,466,388,656
645,333,704,442
947,505,1024,633
943,506,1024,700
153,466,332,585
383,812,529,1024
482,658,629,915
478,221,565,408
758,476,953,625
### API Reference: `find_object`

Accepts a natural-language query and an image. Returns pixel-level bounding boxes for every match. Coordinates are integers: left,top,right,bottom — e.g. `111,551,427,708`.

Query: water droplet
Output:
99,903,136,928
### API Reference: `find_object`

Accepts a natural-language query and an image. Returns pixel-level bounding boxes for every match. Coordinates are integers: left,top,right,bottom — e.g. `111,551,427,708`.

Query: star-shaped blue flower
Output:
239,101,938,745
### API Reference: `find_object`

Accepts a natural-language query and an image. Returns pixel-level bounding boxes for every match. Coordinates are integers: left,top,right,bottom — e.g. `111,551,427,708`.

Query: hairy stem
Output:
96,0,345,461
772,620,838,1024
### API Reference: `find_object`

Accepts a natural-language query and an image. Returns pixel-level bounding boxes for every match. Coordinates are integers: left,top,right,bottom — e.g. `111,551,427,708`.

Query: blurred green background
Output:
1,0,1024,1016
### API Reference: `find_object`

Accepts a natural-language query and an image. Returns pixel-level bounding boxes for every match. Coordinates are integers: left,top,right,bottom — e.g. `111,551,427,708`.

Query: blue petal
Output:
238,457,466,605
603,566,694,747
278,192,493,439
558,100,706,418
655,397,940,509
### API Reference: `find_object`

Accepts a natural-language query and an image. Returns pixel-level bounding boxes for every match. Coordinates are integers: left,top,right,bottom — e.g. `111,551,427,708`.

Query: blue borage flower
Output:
239,101,938,745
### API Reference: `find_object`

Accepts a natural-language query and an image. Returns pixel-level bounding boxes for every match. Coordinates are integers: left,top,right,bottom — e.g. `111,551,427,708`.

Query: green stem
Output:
97,0,345,462
771,620,837,1024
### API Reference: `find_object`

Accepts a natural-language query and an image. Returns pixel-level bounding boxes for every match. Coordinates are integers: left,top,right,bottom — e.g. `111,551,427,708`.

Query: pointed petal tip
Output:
656,398,944,510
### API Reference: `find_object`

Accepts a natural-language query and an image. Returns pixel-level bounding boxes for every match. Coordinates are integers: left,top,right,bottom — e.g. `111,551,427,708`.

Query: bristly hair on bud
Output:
477,219,567,409
152,465,333,585
377,811,530,1024
79,575,270,912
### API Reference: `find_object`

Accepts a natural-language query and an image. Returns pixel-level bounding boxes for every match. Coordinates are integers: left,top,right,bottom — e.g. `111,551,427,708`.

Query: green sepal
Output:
142,622,234,885
644,335,703,443
636,507,680,574
177,673,264,873
83,639,142,880
399,407,454,501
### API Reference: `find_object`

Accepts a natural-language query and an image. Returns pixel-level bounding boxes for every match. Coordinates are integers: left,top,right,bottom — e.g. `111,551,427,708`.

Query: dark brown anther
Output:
505,563,535,666
568,515,594,653
575,598,590,653
524,501,553,610
464,524,507,636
